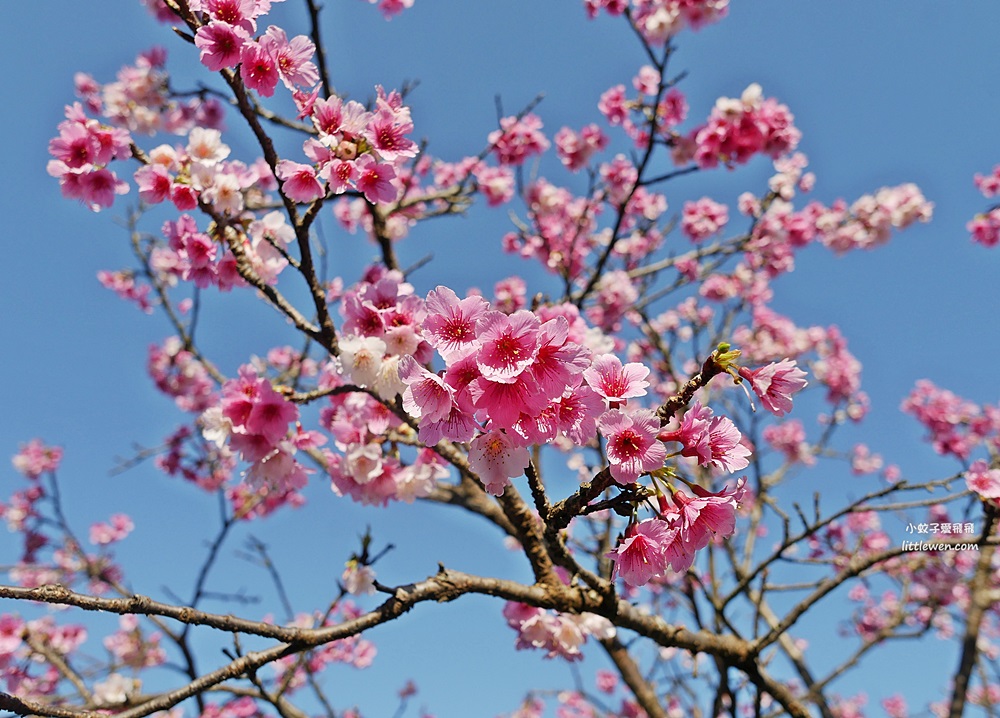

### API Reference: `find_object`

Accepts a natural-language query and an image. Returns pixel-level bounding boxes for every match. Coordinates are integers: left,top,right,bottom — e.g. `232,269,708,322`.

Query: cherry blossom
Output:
468,430,530,496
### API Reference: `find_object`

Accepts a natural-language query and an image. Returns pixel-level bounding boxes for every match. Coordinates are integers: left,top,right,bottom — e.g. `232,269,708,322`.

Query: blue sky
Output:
4,2,1000,715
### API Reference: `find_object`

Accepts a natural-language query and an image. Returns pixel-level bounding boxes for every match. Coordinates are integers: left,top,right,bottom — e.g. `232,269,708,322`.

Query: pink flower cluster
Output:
488,114,551,167
312,270,449,505
815,183,933,253
50,48,227,211
555,124,608,172
137,131,277,217
89,514,135,546
502,179,602,280
97,270,154,314
584,0,729,44
272,604,376,691
686,84,800,169
194,11,318,97
293,87,417,205
103,615,165,669
763,419,815,466
148,337,218,413
902,380,999,460
399,286,625,496
156,425,236,493
967,460,1000,502
606,478,745,586
968,165,1000,247
11,440,64,480
681,197,729,242
74,48,224,136
47,104,132,211
658,401,751,473
208,366,319,496
503,574,614,661
730,310,865,418
598,78,687,148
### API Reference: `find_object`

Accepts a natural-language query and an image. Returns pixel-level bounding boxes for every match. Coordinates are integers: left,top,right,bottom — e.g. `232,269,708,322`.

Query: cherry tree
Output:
4,1,1000,717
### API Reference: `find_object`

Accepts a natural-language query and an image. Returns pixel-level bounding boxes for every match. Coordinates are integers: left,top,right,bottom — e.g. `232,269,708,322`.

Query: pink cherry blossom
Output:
597,409,666,484
476,310,541,382
89,514,135,546
606,518,672,587
662,477,746,552
276,159,325,202
738,358,808,416
583,354,649,405
468,431,530,496
487,113,550,167
966,460,1000,501
12,440,64,479
398,355,455,424
261,26,319,90
659,402,751,473
194,21,249,71
423,286,489,361
240,41,279,97
355,154,398,203
682,197,729,242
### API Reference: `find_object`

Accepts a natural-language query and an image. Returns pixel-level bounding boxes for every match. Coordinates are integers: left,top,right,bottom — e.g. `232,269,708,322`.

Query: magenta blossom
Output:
194,21,249,71
662,477,746,552
240,41,279,97
276,160,325,202
606,518,673,587
597,409,666,484
659,402,751,473
355,154,398,203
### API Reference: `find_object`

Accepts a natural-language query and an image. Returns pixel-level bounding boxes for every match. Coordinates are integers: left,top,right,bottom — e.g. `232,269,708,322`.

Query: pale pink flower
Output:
89,514,135,546
739,358,808,416
583,354,649,405
966,460,1000,501
472,164,515,206
12,440,64,479
468,431,530,496
342,562,377,596
339,335,387,387
682,197,729,242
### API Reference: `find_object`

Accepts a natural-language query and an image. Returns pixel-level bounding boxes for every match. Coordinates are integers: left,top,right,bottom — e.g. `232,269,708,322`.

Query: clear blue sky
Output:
3,2,1000,715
